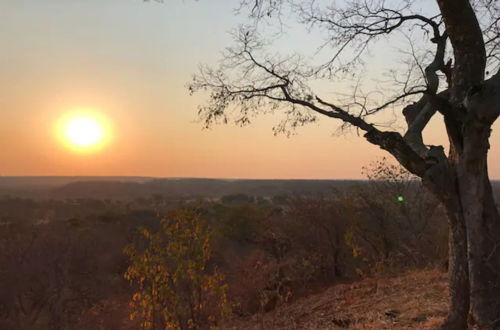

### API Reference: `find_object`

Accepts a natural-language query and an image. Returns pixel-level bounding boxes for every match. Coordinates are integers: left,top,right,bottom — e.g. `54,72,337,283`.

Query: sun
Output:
65,117,103,147
56,111,111,152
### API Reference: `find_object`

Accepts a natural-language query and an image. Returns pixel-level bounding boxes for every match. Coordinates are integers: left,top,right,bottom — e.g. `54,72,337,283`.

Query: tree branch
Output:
402,29,452,156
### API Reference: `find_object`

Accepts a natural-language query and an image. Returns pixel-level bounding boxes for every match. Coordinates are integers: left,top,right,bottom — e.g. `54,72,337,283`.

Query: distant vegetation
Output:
0,161,499,329
2,176,499,202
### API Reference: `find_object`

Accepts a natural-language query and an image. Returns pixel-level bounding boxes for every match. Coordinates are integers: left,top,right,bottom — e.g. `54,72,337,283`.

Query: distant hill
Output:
0,177,498,201
0,176,152,188
0,177,358,200
0,176,152,199
52,178,359,200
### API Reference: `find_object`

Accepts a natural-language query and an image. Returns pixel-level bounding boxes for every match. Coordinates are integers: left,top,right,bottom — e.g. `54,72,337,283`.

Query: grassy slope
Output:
226,269,449,329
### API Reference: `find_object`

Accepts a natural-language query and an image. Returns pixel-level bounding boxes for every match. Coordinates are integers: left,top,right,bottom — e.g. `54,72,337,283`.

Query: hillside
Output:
226,269,449,329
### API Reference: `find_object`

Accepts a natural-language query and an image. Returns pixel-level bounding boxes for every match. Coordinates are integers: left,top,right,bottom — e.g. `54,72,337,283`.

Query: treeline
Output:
0,161,461,329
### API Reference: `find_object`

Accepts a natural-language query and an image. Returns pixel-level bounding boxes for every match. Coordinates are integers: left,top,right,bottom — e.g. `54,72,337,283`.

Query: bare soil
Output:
225,269,449,329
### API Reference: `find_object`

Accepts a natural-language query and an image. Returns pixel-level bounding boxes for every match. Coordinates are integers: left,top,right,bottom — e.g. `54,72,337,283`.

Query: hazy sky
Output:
1,0,499,179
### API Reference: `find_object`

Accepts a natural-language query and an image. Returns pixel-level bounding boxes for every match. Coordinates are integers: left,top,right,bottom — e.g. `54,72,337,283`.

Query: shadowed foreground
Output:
225,269,448,329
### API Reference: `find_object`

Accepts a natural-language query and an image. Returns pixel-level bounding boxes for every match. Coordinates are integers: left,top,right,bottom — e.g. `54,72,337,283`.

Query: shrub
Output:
124,209,229,330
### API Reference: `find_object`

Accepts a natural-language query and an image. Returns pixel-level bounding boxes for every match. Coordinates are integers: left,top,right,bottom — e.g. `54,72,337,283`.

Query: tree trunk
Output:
424,163,470,330
466,177,500,328
457,123,500,328
441,201,469,330
434,1,500,327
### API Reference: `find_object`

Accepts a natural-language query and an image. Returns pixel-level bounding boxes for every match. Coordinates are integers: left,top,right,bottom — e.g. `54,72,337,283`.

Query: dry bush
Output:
345,158,448,275
0,218,129,330
282,195,352,280
124,209,230,330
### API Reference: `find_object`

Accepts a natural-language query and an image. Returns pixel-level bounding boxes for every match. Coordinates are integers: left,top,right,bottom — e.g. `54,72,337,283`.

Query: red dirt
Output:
224,269,449,329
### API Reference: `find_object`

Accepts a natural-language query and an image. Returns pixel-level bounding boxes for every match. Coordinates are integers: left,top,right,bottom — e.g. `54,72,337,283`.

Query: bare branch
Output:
402,29,450,156
191,0,499,180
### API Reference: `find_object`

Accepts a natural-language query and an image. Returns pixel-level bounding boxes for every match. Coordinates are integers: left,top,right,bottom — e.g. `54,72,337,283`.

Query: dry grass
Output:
224,269,449,329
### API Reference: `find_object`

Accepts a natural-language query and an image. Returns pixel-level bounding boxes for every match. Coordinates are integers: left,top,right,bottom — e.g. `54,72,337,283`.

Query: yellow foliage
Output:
124,209,229,329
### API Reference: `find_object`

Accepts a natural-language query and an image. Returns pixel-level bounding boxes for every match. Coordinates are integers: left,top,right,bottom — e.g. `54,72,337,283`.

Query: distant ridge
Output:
51,178,360,200
0,177,358,200
0,176,153,188
0,177,498,201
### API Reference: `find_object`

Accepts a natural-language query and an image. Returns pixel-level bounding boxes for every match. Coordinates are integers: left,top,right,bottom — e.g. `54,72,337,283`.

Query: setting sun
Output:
56,111,111,152
65,117,103,147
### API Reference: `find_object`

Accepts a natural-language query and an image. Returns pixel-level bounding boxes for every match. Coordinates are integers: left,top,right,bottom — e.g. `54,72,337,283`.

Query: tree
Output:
188,0,500,328
0,216,130,330
124,209,229,330
284,194,349,279
347,158,447,272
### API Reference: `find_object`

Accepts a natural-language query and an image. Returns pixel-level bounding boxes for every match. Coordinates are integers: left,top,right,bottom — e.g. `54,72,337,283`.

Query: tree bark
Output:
441,195,470,330
422,154,470,330
434,0,500,327
457,122,500,328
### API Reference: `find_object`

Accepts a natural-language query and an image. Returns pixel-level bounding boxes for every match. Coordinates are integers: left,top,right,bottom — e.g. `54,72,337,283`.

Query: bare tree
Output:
189,0,500,328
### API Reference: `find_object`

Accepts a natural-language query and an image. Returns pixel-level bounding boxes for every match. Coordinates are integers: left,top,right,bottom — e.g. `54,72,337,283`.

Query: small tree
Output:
124,209,229,330
346,158,447,273
284,194,349,279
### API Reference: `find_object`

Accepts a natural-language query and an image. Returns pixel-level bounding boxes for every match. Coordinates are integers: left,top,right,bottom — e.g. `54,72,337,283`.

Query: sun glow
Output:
56,111,111,152
66,117,103,147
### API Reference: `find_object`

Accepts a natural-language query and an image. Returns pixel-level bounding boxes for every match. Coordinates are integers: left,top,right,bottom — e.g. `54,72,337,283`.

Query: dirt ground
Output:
224,269,449,329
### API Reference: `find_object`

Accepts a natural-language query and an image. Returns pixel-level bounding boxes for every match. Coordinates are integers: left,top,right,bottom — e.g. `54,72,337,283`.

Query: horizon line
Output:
1,175,499,181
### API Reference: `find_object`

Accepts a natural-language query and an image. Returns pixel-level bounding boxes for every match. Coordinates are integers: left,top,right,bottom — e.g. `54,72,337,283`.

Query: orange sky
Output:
1,0,499,179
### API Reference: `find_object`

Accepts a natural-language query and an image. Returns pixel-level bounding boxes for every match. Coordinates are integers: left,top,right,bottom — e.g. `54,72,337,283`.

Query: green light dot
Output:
397,196,404,202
